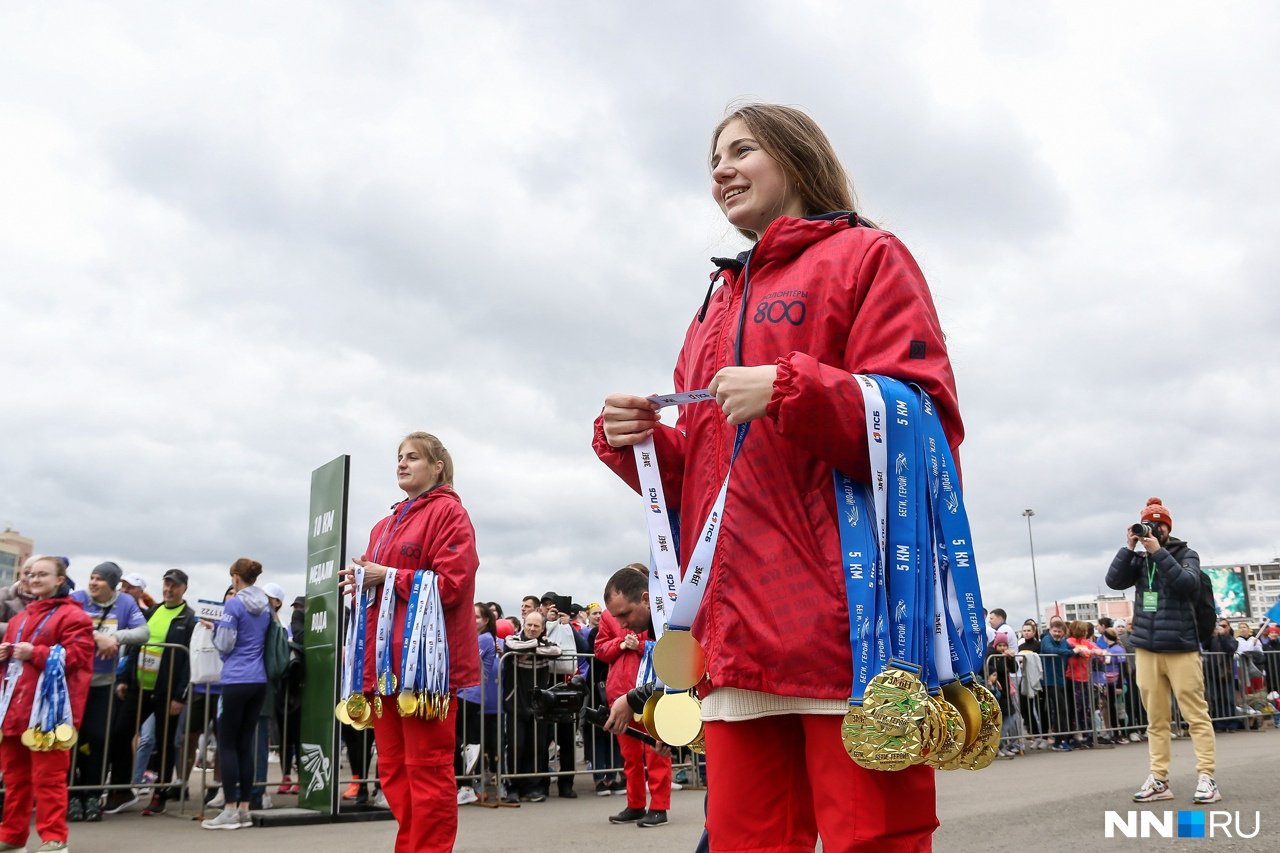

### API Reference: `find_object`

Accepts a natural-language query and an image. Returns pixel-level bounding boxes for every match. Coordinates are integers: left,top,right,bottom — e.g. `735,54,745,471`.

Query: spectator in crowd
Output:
183,585,233,813
1065,620,1102,747
1095,616,1114,642
490,602,515,642
1106,497,1221,804
584,601,622,797
1115,619,1146,742
69,560,149,822
1233,623,1266,730
988,609,1015,651
1018,621,1040,653
985,634,1019,758
0,555,93,853
115,568,195,816
1205,619,1239,732
120,573,156,610
502,611,561,803
1040,618,1074,751
455,603,501,805
276,596,306,796
249,582,288,810
1098,628,1127,742
519,596,539,626
201,558,271,830
1259,625,1280,720
598,565,672,828
539,592,582,799
0,559,37,636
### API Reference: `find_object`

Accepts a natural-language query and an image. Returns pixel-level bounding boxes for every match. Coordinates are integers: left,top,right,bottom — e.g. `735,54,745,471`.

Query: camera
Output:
1130,522,1154,537
529,675,588,724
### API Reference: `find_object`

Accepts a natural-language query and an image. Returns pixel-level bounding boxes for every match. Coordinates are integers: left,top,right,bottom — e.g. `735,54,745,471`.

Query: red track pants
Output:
0,738,71,847
373,703,456,853
619,727,671,811
703,715,937,853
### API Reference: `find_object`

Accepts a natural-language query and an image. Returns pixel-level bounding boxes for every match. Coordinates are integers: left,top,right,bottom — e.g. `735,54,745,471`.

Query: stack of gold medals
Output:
837,376,1000,774
21,645,77,752
336,565,451,731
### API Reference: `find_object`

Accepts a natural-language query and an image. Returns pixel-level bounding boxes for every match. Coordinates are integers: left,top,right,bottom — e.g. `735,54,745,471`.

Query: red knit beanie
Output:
1140,497,1172,531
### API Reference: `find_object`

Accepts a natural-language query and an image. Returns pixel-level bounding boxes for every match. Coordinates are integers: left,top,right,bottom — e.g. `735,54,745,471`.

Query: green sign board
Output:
298,455,349,815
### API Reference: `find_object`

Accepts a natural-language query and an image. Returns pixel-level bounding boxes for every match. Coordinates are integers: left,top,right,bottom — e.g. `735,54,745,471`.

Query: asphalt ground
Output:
30,724,1279,852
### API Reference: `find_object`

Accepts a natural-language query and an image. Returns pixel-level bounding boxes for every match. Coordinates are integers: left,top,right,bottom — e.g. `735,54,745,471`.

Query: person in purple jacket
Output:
455,603,501,804
200,558,270,830
69,560,148,822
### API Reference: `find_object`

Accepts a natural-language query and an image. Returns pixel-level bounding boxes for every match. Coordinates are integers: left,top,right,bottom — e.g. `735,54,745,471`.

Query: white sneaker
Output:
239,808,252,828
457,786,478,806
1193,774,1221,804
207,789,226,809
372,790,390,809
1133,775,1173,803
260,793,273,810
202,807,242,830
670,782,683,790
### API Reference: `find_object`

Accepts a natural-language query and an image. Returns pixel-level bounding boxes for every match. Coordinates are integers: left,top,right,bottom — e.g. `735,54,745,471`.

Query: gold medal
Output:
373,695,383,718
54,723,75,744
652,691,703,747
941,680,981,748
20,728,37,749
640,691,661,738
346,693,369,722
922,696,964,769
862,664,928,737
841,705,873,762
335,699,353,726
397,691,418,717
650,629,706,691
40,731,55,751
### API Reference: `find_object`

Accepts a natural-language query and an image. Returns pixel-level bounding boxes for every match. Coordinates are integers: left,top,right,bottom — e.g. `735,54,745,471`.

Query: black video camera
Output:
529,675,588,724
1130,522,1155,537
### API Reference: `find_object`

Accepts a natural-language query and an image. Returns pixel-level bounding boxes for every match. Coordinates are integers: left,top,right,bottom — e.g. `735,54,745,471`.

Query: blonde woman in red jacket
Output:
596,104,963,852
340,432,480,853
0,556,93,853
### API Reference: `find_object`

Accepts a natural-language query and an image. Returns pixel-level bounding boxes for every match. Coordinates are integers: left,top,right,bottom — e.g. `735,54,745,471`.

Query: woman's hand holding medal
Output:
339,556,389,595
708,365,777,425
601,393,661,448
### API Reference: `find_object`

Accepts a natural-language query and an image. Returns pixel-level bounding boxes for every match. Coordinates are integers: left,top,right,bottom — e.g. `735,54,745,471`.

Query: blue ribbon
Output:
877,377,925,675
400,572,425,693
833,472,885,703
919,391,986,675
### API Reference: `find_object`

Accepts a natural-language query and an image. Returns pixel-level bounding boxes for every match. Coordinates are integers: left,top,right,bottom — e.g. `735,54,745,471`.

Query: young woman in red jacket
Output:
0,556,94,853
596,104,964,852
340,432,480,853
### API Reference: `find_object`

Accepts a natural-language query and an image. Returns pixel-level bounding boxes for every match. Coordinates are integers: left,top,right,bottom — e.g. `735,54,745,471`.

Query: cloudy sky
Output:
2,2,1277,626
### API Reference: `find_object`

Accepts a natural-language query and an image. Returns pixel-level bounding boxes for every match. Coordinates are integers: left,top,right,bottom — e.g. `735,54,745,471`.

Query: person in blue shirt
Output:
1039,618,1075,751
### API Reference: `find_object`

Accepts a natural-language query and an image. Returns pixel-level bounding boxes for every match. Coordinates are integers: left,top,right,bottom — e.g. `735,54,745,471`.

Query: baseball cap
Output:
122,573,148,590
292,596,305,608
162,568,189,586
263,582,285,602
541,591,557,603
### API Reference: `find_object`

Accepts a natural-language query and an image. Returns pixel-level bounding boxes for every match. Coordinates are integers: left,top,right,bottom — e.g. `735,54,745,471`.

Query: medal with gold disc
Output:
336,565,370,726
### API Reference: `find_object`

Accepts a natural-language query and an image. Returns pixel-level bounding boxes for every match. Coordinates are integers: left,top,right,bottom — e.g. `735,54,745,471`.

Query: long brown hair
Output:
710,103,862,240
400,432,455,489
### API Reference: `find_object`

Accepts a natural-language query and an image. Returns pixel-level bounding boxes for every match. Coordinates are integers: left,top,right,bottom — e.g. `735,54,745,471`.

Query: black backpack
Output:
1192,568,1218,646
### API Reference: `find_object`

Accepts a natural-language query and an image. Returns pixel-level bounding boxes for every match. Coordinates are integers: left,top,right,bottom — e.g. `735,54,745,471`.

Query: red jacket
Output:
592,609,651,704
2,594,94,736
359,487,481,692
593,215,963,700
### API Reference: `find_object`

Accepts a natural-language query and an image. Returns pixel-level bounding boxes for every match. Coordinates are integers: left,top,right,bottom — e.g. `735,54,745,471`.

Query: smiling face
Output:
26,559,62,600
397,441,444,497
710,118,804,239
87,573,112,602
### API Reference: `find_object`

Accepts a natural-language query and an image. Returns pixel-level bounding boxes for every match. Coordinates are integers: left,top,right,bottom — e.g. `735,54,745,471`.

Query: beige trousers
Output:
1134,648,1216,779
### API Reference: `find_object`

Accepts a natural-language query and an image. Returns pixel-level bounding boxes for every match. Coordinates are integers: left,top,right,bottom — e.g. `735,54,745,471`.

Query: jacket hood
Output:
711,212,870,274
390,485,460,514
236,585,270,616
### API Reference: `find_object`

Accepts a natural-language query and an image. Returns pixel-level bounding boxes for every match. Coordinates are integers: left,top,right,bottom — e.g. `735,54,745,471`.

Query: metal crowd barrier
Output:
983,647,1280,755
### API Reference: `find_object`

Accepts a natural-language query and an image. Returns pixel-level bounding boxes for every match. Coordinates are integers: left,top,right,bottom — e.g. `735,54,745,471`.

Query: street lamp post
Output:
1023,509,1043,626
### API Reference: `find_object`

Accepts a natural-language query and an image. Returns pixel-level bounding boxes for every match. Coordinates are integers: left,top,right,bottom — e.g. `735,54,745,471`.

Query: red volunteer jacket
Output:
593,215,963,700
592,608,651,704
1,593,94,736
359,487,481,692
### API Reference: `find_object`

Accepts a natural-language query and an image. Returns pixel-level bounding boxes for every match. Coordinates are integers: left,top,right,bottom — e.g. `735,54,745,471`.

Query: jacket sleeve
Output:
593,611,627,664
592,418,689,509
765,234,962,483
213,599,240,656
1105,549,1139,591
423,500,480,609
1154,546,1201,599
